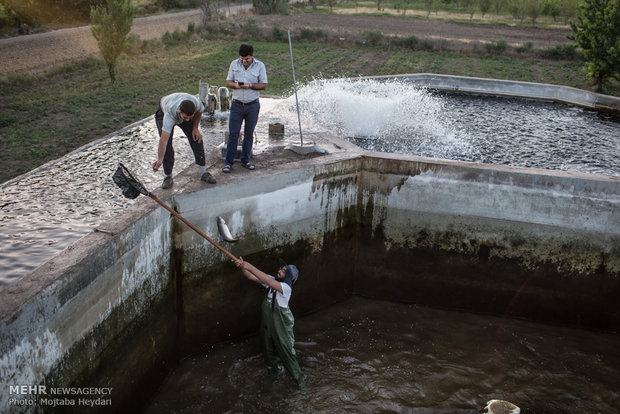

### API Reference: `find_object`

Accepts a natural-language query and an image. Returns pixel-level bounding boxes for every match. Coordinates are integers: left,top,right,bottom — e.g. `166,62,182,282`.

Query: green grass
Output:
0,34,617,183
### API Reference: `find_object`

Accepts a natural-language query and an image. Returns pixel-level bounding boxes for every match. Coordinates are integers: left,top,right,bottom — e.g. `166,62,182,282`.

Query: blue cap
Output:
285,264,299,285
278,258,299,285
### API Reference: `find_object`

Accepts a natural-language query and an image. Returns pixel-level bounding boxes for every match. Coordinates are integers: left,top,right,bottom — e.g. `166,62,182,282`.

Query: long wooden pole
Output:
148,193,238,262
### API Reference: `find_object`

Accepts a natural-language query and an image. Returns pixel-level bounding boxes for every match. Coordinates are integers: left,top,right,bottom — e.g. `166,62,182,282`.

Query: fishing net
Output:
112,163,150,199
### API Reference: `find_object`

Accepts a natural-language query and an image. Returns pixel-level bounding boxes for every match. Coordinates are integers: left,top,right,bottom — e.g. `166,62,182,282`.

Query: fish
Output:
485,400,520,414
217,216,243,243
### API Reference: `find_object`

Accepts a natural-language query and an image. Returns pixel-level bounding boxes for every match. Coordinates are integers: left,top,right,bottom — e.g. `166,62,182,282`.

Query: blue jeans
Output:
155,106,205,176
226,100,260,166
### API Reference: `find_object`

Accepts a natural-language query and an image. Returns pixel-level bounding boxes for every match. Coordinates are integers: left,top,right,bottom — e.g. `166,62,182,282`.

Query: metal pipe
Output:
288,29,304,146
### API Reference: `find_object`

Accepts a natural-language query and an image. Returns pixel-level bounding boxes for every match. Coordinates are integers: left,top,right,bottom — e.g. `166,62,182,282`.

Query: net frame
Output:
112,163,150,199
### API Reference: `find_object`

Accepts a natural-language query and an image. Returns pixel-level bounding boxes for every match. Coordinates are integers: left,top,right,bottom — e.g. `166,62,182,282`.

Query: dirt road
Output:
0,10,205,78
0,10,572,79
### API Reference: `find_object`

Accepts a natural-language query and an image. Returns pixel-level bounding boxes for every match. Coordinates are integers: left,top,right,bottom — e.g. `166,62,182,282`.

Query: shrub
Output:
272,24,286,42
419,38,434,50
485,39,508,54
515,41,534,53
436,38,449,51
253,0,288,14
299,27,327,42
126,34,155,54
201,21,235,39
3,0,100,26
178,0,202,7
241,18,260,38
363,30,384,46
162,28,190,45
537,43,580,60
399,35,419,50
0,111,17,128
0,6,19,29
156,0,179,11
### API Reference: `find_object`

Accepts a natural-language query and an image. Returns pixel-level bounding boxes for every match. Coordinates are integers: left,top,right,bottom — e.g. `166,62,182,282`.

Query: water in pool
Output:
294,79,620,176
144,297,620,413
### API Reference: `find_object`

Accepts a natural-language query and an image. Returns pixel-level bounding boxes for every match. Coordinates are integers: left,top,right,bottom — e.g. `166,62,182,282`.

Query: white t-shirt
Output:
264,276,292,308
159,93,204,133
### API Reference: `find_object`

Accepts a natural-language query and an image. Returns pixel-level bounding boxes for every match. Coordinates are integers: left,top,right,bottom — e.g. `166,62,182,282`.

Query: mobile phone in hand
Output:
238,82,244,85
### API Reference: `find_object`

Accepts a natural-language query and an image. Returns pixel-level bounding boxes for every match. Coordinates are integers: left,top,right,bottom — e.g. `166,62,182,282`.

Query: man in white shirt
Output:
152,92,216,189
223,44,268,173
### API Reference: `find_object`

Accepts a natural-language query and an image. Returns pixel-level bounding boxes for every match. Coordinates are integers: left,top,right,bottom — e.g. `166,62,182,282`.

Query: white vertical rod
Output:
288,29,303,146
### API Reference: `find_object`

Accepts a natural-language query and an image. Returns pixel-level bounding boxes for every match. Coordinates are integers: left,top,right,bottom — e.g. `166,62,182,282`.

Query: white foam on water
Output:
266,78,475,159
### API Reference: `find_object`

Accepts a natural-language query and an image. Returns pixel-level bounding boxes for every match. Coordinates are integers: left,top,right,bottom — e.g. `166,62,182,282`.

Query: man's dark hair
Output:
179,100,196,116
239,44,254,57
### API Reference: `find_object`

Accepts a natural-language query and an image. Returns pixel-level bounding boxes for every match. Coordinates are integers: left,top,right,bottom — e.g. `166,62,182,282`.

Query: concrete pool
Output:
0,75,618,413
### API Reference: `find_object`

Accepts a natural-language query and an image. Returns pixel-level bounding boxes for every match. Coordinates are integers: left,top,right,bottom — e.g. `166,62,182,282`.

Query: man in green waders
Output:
235,257,305,390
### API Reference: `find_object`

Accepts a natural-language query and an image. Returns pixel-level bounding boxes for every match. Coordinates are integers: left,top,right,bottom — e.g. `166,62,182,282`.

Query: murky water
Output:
144,297,620,413
1,79,619,289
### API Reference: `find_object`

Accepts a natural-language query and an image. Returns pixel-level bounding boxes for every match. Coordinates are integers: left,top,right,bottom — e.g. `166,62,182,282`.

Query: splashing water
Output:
272,78,474,160
267,78,619,175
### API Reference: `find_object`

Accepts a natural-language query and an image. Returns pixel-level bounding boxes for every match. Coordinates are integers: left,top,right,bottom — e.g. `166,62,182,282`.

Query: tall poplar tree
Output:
90,0,134,83
570,0,620,92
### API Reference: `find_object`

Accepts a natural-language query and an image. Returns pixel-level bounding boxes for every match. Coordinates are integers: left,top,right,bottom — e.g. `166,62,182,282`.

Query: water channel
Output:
1,78,618,289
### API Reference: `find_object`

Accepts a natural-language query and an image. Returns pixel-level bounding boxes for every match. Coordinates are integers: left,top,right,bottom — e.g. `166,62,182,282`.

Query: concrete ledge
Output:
370,73,620,113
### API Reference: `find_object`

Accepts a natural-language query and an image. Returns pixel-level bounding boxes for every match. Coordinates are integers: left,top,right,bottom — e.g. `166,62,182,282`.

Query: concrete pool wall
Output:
1,144,618,412
383,73,620,113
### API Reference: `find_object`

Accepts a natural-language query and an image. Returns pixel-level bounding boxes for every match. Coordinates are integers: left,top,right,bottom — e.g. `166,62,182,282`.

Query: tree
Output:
570,0,620,91
542,0,561,22
395,0,412,15
461,0,477,20
2,0,100,27
253,0,288,14
508,0,526,21
561,0,579,23
493,0,505,15
525,0,541,24
90,0,134,83
424,0,434,17
479,0,492,17
156,0,178,10
200,0,219,25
